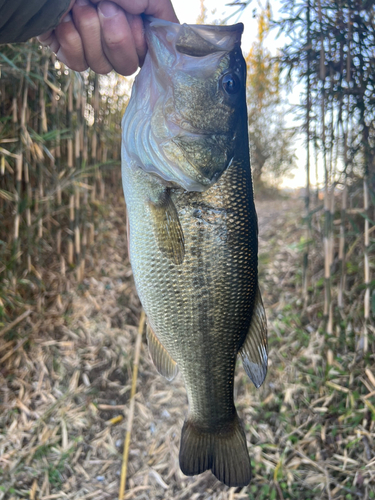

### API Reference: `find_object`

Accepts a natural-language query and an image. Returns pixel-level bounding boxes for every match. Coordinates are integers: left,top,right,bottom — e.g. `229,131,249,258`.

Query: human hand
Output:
37,0,179,75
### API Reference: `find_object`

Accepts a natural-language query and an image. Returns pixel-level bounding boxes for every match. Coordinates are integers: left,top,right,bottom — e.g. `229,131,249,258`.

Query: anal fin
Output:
240,286,268,388
146,323,178,381
148,189,185,265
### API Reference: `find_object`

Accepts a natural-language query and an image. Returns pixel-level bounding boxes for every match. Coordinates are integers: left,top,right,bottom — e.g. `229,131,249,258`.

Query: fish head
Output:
146,19,245,131
122,19,247,192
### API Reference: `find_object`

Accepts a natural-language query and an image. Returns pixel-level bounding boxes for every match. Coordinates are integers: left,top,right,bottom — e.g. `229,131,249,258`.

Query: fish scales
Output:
122,18,267,487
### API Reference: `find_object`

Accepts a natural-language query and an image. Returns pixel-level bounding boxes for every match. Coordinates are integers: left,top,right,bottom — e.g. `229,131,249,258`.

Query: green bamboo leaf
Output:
359,212,375,226
347,215,361,236
0,189,16,202
0,52,19,71
30,128,71,143
368,185,375,206
0,52,36,88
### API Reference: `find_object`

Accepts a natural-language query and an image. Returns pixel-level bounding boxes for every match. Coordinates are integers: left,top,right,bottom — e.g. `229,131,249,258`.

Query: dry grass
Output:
0,193,374,499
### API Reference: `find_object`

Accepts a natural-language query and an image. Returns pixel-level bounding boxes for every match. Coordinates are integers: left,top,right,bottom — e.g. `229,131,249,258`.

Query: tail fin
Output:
179,413,251,487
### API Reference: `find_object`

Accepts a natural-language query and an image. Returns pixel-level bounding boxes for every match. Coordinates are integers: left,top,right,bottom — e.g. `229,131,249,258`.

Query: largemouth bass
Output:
121,18,267,487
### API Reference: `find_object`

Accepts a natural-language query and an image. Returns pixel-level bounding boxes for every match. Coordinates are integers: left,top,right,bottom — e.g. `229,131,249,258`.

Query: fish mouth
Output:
142,18,243,190
145,17,243,61
122,17,245,192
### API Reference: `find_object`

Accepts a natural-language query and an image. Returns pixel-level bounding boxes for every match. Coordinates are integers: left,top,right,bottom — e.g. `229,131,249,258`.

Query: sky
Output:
172,0,307,189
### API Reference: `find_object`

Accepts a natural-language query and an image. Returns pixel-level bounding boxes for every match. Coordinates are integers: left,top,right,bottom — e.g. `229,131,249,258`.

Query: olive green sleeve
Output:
0,0,71,44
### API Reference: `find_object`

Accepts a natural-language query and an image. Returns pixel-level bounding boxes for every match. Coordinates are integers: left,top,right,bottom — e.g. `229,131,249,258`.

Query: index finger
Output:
90,0,179,23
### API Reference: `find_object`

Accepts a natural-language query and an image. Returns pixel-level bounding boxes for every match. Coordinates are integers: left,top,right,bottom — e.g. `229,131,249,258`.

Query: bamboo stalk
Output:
14,51,31,261
313,130,319,201
91,74,99,203
25,151,32,272
322,97,331,326
37,62,48,244
363,177,370,353
80,225,87,282
327,185,335,335
338,185,347,310
51,60,62,259
60,254,66,277
326,44,337,336
68,193,75,265
66,78,75,266
20,52,31,128
346,7,352,85
303,0,311,307
12,96,17,124
88,222,95,246
67,80,73,168
318,12,331,329
74,76,81,276
57,228,62,255
80,91,85,159
79,77,88,278
75,187,81,277
11,93,18,243
55,90,61,163
38,178,43,240
14,154,22,245
99,169,105,200
40,57,49,133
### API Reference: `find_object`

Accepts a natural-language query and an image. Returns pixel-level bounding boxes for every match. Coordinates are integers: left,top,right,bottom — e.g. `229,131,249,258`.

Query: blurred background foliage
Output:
274,0,375,348
245,2,297,184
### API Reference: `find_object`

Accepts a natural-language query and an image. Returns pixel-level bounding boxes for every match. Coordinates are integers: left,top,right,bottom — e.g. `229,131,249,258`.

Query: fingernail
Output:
62,12,72,22
50,40,60,53
76,0,89,5
37,32,51,43
99,1,119,18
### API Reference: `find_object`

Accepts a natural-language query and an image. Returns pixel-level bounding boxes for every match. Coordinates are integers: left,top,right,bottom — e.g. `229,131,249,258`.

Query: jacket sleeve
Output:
0,0,70,44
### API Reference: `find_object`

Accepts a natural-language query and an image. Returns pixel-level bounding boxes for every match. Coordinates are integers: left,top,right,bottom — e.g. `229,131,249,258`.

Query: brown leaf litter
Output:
0,194,374,500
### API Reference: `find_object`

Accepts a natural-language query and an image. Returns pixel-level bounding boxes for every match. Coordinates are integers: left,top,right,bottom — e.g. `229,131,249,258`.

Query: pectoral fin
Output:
240,287,268,388
148,189,185,265
146,323,178,381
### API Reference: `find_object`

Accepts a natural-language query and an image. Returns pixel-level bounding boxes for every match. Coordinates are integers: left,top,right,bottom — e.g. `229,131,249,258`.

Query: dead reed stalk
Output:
119,310,146,500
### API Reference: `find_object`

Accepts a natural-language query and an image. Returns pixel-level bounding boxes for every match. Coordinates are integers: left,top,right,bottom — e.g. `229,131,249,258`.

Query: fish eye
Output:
221,73,241,95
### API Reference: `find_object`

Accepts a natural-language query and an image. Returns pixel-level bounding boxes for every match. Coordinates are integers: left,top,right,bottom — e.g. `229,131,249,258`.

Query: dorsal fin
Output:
239,287,268,388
